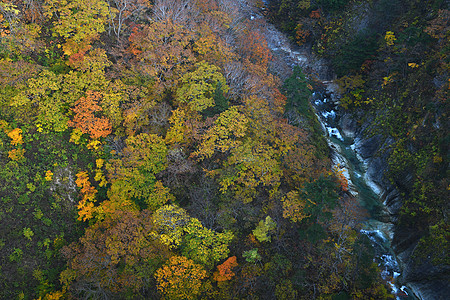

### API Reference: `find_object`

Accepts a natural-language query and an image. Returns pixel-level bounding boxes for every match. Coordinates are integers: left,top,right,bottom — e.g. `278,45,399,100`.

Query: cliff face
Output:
341,113,449,300
261,1,449,298
267,0,449,298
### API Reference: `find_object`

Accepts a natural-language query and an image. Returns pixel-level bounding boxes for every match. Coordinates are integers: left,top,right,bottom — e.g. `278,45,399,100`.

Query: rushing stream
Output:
311,90,415,300
257,16,417,299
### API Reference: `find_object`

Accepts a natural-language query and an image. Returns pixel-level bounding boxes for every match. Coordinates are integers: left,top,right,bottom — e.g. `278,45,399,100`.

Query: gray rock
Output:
382,187,402,217
340,113,357,138
356,134,382,159
366,156,385,186
408,280,450,300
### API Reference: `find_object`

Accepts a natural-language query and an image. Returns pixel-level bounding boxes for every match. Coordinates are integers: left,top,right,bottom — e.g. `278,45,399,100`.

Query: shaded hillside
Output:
0,0,404,299
266,0,449,298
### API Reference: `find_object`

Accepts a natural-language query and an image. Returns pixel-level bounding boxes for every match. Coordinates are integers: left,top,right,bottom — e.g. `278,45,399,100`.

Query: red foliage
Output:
310,10,321,19
213,256,238,282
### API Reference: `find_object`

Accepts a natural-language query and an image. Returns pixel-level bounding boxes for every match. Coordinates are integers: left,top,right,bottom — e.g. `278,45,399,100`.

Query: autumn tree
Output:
43,0,110,56
11,69,68,132
152,204,234,268
211,96,289,203
106,133,170,212
152,0,194,24
152,204,191,248
68,90,112,140
7,127,23,146
193,106,248,160
213,256,238,282
177,61,229,112
237,28,272,70
61,209,169,297
106,0,151,39
75,171,98,221
181,218,234,268
164,106,192,145
192,24,234,67
253,216,277,243
128,19,195,89
155,255,207,300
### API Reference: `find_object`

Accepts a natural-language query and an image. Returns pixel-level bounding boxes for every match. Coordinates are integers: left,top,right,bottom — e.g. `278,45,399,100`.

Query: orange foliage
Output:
7,128,23,146
295,24,311,46
213,256,238,282
334,166,349,192
271,88,287,115
69,91,112,140
67,44,92,68
310,10,321,19
8,148,25,161
196,0,219,12
241,30,272,68
155,256,207,299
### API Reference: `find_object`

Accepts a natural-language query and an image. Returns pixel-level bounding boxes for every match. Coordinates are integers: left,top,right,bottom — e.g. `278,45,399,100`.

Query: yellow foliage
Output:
43,291,65,300
94,158,107,187
194,106,248,160
281,190,310,222
146,180,174,211
69,128,83,144
45,170,53,181
87,139,101,150
94,169,107,187
36,123,44,133
408,62,419,68
96,158,104,168
165,108,189,145
385,31,396,47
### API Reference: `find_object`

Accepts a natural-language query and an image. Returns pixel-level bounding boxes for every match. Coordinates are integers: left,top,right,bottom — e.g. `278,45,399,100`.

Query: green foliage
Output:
302,176,339,222
153,205,234,269
181,218,234,268
203,81,230,117
415,222,450,265
243,248,262,263
177,61,229,112
331,32,378,77
283,66,328,157
283,66,311,113
9,248,23,263
253,216,277,242
107,133,169,209
23,227,34,240
317,0,351,13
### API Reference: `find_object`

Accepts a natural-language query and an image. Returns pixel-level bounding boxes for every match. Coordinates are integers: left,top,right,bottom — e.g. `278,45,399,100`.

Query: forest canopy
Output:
2,0,447,299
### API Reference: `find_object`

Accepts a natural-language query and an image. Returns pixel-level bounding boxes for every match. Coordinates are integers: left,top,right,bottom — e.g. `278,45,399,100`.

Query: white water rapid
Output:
255,15,416,299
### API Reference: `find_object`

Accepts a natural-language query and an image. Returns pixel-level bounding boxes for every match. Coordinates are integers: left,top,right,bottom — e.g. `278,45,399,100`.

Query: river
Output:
251,12,417,299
